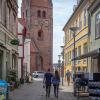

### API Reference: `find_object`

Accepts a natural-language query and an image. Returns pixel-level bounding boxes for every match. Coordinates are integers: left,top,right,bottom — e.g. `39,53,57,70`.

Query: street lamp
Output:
69,27,79,75
58,55,61,75
61,46,64,86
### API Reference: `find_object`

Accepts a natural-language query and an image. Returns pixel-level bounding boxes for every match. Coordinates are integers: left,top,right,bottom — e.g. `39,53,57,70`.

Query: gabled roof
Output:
63,0,84,31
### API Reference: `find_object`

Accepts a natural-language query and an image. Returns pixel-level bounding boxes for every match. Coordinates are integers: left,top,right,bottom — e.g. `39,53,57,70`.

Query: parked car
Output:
32,71,45,78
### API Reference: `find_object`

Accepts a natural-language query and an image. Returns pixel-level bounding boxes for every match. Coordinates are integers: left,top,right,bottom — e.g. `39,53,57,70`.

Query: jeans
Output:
46,84,51,97
53,84,59,98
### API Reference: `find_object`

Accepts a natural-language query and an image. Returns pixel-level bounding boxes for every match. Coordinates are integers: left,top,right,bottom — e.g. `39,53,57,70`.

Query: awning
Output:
72,48,100,61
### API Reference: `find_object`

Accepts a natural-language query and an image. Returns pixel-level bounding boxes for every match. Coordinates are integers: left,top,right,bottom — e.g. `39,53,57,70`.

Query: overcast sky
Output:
18,0,77,63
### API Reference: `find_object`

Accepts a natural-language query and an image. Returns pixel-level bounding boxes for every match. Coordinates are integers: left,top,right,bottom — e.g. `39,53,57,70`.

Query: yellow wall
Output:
63,0,93,77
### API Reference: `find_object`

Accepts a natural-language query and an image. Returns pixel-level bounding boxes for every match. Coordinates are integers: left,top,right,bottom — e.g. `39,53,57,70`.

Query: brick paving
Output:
9,78,89,100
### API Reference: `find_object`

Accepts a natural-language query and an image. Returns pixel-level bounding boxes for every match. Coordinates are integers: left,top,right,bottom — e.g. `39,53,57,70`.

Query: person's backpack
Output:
51,77,60,85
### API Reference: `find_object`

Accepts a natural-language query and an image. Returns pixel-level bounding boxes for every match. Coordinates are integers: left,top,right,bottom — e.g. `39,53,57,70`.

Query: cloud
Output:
18,0,22,17
53,0,77,63
18,0,77,63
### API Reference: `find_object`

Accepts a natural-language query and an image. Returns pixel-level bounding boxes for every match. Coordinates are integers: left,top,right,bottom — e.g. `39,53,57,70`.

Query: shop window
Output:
12,54,16,69
95,12,100,39
42,11,46,18
37,10,41,18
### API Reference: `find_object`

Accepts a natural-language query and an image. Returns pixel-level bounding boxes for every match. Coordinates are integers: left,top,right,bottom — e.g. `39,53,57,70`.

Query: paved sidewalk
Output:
9,78,89,100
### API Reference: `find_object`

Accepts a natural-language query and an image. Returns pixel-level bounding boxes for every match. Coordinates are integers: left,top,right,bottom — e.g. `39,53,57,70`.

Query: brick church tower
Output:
21,0,53,72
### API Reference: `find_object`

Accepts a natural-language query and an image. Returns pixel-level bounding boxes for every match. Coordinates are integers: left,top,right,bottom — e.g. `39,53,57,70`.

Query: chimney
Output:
77,0,81,5
73,5,77,12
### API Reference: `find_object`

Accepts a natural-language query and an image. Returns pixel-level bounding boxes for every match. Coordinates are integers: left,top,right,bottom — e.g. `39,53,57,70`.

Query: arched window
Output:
37,10,41,18
38,29,43,40
42,11,46,18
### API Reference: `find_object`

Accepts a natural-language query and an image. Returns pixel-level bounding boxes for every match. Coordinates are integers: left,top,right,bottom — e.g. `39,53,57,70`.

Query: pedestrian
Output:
51,70,60,98
43,68,53,97
29,74,33,83
66,70,71,86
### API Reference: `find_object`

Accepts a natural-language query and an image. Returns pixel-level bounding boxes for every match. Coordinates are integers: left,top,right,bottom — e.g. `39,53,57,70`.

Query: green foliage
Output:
7,69,17,82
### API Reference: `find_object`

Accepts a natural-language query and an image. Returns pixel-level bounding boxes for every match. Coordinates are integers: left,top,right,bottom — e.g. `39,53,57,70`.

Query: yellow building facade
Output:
63,0,94,76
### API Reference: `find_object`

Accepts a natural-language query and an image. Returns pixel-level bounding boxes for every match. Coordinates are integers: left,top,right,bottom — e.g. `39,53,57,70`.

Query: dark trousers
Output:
53,84,59,97
46,84,51,97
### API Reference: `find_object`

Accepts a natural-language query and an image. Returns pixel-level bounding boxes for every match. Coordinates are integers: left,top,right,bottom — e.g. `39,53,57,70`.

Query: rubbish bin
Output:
0,80,9,100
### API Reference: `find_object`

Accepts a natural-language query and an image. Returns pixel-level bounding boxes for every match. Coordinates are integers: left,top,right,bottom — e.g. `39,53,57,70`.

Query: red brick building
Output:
21,0,53,72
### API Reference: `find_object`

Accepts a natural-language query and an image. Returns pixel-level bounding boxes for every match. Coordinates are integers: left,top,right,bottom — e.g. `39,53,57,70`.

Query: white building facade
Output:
0,0,18,80
24,38,31,75
18,22,24,79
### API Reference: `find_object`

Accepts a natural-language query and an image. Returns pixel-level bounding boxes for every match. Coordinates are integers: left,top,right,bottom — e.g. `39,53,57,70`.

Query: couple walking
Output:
43,69,60,98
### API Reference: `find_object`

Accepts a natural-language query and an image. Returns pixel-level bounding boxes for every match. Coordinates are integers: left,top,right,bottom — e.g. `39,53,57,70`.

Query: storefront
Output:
73,49,100,74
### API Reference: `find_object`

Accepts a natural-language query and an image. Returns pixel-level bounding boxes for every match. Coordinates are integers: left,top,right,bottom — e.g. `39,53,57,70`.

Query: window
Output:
9,7,11,30
0,0,2,22
37,30,43,40
72,49,74,59
84,8,87,26
37,10,41,18
79,14,82,30
42,11,46,18
3,1,7,27
83,43,88,54
75,19,78,27
95,12,100,39
75,48,77,57
69,51,71,60
26,10,27,18
78,46,81,56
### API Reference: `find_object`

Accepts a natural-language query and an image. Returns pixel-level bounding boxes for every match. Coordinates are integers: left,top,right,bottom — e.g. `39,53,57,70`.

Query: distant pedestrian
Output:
52,70,60,98
66,70,71,86
43,69,53,97
29,74,33,83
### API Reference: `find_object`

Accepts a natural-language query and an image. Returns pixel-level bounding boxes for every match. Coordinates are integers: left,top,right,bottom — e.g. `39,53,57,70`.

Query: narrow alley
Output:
10,78,89,100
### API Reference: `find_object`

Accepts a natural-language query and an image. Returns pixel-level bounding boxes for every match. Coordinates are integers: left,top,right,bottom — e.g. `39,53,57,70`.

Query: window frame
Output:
37,10,41,18
42,11,46,18
84,8,87,26
37,29,43,41
78,46,81,56
95,11,100,39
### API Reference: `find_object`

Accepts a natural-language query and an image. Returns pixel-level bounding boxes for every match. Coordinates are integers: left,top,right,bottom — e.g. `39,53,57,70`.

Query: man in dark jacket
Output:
43,69,53,97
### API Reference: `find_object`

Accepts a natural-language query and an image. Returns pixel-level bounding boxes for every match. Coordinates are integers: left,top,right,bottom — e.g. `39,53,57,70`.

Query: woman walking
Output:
52,70,60,98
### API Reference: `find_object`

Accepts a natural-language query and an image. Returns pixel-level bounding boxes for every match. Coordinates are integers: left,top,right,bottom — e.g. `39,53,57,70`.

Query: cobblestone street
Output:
9,78,89,100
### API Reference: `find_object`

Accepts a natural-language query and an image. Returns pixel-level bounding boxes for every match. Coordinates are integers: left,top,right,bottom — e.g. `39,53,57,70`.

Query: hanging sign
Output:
10,39,19,45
